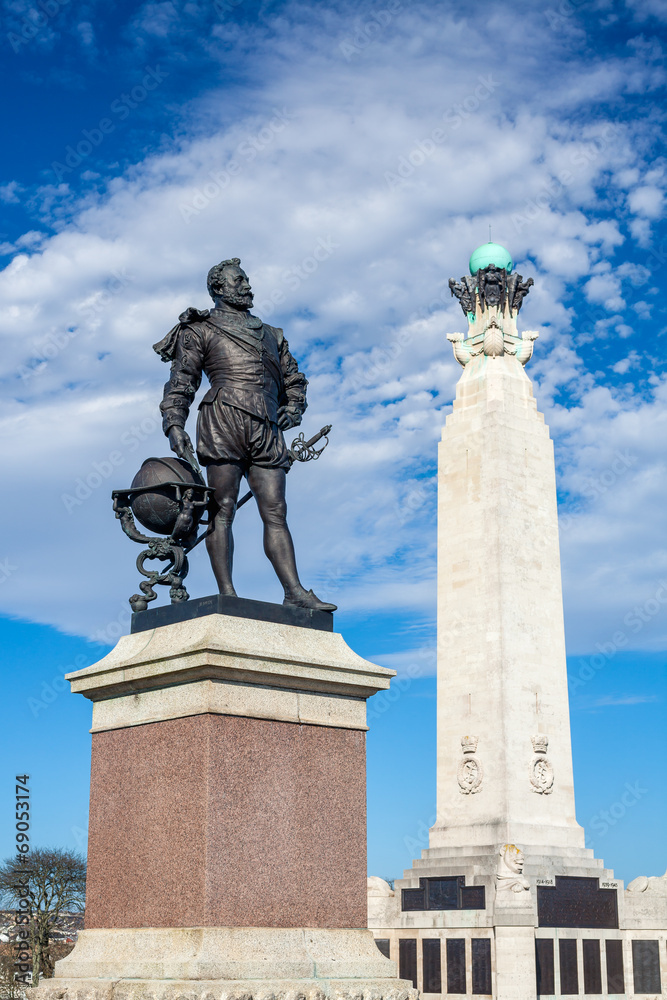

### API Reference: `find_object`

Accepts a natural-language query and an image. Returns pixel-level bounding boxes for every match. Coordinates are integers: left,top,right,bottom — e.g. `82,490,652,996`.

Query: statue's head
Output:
207,258,253,310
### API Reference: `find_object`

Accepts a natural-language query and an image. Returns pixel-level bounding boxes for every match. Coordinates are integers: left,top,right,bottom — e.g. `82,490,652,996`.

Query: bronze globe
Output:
130,457,205,536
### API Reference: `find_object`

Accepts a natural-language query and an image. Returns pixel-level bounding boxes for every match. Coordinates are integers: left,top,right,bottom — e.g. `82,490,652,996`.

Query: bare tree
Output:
0,849,86,987
0,947,27,1000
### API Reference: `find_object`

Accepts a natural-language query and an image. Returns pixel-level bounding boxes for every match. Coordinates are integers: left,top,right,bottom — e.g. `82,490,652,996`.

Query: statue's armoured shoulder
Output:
153,307,210,362
179,306,210,325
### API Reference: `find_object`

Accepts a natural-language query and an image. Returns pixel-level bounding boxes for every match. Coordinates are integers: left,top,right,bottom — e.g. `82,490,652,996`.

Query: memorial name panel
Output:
632,940,661,995
422,938,442,994
582,939,602,995
471,938,492,996
446,939,466,996
399,938,417,990
538,877,618,929
604,940,624,995
559,939,579,996
535,939,555,997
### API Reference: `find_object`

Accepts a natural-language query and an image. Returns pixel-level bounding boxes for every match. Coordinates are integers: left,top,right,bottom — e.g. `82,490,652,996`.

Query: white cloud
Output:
0,181,22,204
584,269,625,312
633,300,652,319
612,351,640,374
592,694,659,707
617,261,651,286
1,0,666,659
625,0,667,23
76,21,95,48
370,645,436,678
628,185,665,219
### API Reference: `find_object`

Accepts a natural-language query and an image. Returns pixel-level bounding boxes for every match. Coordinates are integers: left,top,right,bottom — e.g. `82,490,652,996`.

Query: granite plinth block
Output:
85,713,367,929
68,614,395,930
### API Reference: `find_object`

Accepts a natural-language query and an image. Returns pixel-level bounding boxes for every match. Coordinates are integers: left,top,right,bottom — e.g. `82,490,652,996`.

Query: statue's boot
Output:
283,588,337,612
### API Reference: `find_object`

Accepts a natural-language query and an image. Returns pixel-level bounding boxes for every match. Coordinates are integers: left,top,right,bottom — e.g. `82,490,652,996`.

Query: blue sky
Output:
1,0,666,885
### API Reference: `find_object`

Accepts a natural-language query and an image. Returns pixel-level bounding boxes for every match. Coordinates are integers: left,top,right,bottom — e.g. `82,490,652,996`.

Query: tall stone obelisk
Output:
432,248,584,856
368,246,621,1000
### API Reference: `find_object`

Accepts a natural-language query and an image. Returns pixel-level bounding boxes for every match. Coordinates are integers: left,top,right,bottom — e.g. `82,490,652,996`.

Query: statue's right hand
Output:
168,426,193,461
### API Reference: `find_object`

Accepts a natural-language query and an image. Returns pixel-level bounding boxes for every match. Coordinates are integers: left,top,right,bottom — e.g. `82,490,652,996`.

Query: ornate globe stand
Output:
112,471,213,612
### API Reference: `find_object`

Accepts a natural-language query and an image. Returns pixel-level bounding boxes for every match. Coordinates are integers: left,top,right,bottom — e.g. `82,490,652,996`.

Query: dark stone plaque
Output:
559,939,579,996
583,939,602,995
605,940,624,994
400,876,485,912
632,940,661,994
472,938,492,995
427,876,462,909
461,884,486,910
422,938,442,994
447,939,466,995
538,876,618,929
401,887,426,910
131,592,334,633
399,938,418,989
375,939,390,960
535,939,555,996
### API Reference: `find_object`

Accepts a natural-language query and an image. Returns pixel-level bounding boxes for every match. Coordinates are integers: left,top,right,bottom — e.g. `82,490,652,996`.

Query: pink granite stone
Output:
85,714,367,929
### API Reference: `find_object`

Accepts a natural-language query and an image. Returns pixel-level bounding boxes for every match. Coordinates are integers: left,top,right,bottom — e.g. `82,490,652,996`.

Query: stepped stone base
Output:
33,929,416,1000
403,842,613,881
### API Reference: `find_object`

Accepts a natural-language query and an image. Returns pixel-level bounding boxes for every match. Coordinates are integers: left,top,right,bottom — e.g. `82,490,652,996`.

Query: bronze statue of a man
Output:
154,258,336,612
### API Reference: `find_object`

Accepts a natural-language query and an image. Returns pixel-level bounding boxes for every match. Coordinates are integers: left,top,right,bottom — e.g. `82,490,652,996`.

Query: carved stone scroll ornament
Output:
627,869,667,894
496,844,530,893
530,734,554,794
457,735,483,794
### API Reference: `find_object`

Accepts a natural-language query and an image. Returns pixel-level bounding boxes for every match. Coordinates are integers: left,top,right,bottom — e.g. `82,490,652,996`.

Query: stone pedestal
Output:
40,610,416,1000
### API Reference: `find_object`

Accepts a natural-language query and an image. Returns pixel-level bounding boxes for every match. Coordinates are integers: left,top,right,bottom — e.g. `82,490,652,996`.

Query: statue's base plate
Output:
35,978,415,1000
131,593,334,634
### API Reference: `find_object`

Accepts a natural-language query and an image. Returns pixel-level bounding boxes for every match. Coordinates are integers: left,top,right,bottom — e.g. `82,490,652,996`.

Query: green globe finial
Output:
469,242,513,275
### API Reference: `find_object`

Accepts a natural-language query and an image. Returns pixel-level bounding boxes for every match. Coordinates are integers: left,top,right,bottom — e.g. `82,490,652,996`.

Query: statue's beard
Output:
220,288,253,310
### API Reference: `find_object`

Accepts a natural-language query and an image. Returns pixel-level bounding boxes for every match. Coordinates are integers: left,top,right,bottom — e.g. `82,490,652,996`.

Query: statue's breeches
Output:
196,398,289,471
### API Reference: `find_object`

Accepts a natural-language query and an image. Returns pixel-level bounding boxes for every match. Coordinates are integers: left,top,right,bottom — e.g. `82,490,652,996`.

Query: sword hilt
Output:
236,424,333,510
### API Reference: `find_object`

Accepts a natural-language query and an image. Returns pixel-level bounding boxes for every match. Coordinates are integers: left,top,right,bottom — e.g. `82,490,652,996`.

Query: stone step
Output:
418,844,598,861
407,853,602,873
399,855,610,885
